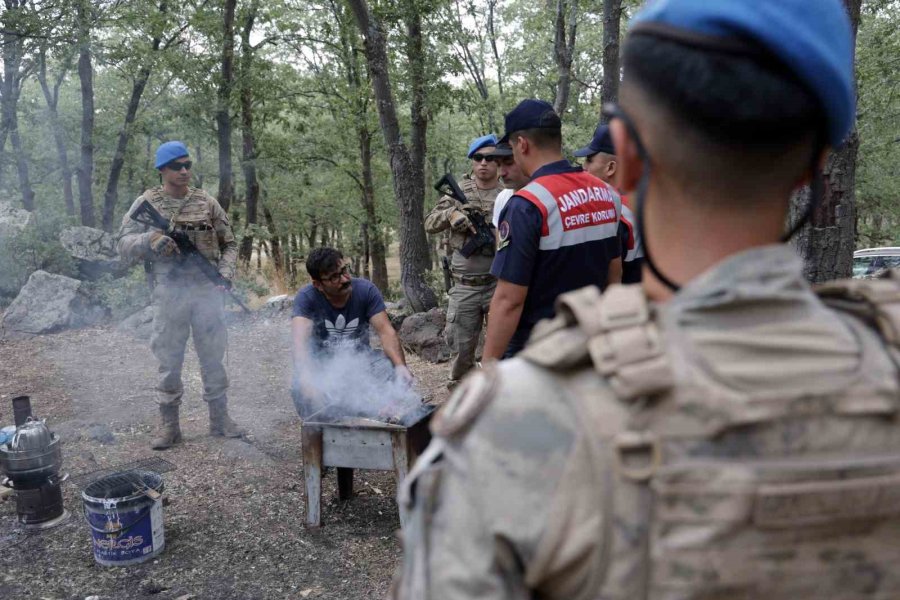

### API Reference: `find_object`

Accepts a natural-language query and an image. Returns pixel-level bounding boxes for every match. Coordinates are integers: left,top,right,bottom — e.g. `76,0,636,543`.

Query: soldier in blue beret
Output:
117,142,244,449
425,134,505,388
391,1,900,599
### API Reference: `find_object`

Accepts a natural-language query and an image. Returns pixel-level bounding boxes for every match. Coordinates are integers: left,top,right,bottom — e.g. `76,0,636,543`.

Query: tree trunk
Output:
37,51,75,216
101,2,166,231
216,0,237,212
600,0,622,122
238,0,260,264
487,0,503,96
790,0,861,283
2,0,34,211
262,201,283,280
552,0,578,117
348,0,437,311
76,0,96,227
358,120,388,291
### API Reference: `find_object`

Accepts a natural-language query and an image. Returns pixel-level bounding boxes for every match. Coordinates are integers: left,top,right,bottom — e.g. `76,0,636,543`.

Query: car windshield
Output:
853,256,877,277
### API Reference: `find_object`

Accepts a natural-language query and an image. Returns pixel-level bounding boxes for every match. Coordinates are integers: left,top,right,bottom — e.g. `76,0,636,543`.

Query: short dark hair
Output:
623,34,825,151
622,35,826,193
306,247,343,280
510,127,562,151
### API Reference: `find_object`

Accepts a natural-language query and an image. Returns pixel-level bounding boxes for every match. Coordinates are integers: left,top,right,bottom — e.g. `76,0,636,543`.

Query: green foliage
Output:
87,268,151,320
0,215,77,303
0,0,896,301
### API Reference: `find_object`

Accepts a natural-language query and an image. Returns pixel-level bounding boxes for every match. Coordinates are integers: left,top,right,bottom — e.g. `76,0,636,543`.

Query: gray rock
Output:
0,271,108,338
117,305,155,339
59,226,128,280
0,200,32,243
398,307,451,363
85,423,115,444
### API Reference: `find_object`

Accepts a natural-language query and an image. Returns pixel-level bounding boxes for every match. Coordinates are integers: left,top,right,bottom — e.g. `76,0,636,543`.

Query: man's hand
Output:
149,231,179,257
394,364,415,386
449,209,477,234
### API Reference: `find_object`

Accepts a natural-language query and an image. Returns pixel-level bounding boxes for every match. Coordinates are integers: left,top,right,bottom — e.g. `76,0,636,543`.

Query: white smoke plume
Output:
295,340,425,424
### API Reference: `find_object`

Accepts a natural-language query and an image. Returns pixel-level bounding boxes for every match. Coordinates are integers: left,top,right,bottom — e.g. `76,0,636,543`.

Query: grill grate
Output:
70,456,175,490
82,470,163,500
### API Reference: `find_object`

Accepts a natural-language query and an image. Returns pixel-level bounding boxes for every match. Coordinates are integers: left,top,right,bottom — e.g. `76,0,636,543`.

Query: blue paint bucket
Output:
82,470,165,566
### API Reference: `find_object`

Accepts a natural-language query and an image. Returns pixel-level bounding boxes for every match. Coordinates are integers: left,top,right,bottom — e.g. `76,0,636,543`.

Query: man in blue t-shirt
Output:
291,247,412,417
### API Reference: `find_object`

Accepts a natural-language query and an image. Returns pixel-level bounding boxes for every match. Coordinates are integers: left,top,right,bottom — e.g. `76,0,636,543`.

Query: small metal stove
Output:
0,396,68,529
301,402,435,527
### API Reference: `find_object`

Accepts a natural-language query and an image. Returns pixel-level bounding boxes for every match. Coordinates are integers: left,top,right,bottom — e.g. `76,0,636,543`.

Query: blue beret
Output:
573,124,616,158
631,0,855,147
467,134,499,159
155,141,190,169
500,99,562,143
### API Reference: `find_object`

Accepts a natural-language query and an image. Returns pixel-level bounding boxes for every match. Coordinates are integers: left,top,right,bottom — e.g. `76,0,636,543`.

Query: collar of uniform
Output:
530,159,581,179
668,244,807,311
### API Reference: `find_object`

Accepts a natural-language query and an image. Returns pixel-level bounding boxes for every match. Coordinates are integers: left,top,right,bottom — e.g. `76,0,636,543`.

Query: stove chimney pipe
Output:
12,395,32,427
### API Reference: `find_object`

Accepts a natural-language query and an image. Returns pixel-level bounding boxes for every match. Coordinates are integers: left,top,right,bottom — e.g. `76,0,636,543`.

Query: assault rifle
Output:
434,173,495,259
129,200,250,313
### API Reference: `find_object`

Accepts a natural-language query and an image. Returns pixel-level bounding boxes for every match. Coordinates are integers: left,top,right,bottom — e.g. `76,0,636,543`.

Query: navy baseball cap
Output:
630,0,855,147
500,99,562,144
485,142,513,158
467,134,499,159
155,141,189,169
573,124,615,157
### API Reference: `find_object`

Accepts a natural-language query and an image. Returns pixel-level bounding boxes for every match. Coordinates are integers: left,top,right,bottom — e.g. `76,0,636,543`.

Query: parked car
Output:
853,247,900,279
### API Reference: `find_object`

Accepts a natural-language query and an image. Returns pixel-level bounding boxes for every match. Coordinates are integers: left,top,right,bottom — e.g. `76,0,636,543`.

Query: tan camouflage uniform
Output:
425,174,502,383
394,245,900,600
116,187,238,407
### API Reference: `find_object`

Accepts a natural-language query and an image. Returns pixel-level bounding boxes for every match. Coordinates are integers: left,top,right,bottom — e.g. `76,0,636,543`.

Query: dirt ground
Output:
0,309,451,600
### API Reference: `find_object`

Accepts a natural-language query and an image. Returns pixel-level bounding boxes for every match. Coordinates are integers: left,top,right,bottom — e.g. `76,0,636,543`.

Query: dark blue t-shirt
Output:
491,160,622,344
292,278,387,350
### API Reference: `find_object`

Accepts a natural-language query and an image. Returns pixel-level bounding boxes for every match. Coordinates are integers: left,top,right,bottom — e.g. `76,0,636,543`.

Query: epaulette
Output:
522,284,674,401
430,364,499,440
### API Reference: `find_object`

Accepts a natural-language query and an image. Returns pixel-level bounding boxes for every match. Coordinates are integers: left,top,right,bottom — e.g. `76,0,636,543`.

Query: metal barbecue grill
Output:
70,457,175,491
301,401,436,527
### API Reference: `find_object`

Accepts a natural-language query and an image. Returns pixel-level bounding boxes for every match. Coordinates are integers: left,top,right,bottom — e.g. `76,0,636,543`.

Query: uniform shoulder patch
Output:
497,220,511,250
430,366,499,440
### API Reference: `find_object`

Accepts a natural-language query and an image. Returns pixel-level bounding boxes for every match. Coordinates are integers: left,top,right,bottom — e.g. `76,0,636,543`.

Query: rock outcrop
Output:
0,271,108,338
59,226,128,280
398,307,451,363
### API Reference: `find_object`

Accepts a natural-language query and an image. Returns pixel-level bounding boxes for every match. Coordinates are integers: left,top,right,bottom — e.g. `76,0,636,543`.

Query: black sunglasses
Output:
471,154,496,163
165,160,193,171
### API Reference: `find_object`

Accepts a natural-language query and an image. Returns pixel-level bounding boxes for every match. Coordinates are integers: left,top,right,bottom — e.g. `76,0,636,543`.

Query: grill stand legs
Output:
337,468,354,501
301,419,431,528
301,426,323,528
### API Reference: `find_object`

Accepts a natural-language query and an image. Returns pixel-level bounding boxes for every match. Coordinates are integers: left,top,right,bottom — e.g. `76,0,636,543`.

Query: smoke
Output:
294,340,423,424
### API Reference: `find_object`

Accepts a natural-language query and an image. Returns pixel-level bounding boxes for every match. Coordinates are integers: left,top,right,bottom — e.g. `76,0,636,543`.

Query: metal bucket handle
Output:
82,501,155,536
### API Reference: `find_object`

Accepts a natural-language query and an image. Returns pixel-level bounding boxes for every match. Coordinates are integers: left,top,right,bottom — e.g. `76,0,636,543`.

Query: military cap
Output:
631,0,855,146
573,124,615,158
467,134,499,159
500,99,561,144
155,141,190,169
485,142,513,158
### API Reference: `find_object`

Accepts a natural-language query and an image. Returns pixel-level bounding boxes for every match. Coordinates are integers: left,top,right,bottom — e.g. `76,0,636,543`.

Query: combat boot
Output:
208,397,246,438
150,405,182,450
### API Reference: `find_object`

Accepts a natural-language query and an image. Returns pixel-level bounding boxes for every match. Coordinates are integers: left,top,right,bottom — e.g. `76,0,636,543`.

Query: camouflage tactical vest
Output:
145,186,221,263
521,273,900,600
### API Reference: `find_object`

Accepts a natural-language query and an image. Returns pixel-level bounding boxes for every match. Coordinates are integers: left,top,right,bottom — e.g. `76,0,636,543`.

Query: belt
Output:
177,224,213,231
457,274,496,286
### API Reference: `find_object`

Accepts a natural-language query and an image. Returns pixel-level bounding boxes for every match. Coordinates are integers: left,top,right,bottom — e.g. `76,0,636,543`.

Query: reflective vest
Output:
516,171,622,251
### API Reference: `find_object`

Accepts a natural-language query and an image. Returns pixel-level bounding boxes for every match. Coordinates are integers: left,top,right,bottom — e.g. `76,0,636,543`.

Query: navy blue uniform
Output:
491,160,622,356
